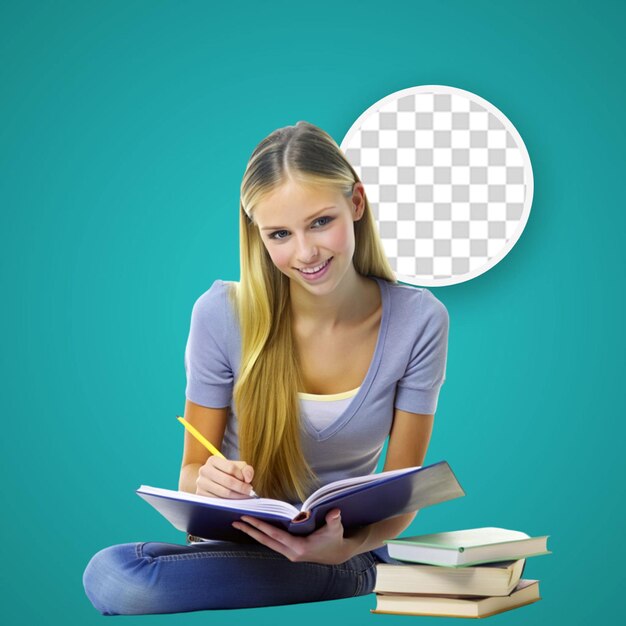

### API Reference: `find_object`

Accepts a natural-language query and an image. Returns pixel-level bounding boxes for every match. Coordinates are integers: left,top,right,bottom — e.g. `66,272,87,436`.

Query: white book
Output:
372,579,541,618
374,558,526,596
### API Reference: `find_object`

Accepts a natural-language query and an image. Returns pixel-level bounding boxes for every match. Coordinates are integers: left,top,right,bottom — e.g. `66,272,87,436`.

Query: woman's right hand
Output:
195,455,256,499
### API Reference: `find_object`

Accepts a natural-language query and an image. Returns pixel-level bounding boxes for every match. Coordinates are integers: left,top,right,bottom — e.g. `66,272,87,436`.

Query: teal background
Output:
1,0,623,623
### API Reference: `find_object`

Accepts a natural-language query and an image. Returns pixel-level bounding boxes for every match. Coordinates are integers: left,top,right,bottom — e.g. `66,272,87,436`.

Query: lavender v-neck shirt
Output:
184,275,449,496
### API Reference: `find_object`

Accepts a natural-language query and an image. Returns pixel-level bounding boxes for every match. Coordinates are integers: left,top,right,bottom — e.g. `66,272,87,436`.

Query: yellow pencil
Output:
176,416,258,498
177,416,224,458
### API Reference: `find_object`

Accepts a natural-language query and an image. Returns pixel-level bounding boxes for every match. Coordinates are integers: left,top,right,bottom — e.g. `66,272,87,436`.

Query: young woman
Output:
83,121,449,615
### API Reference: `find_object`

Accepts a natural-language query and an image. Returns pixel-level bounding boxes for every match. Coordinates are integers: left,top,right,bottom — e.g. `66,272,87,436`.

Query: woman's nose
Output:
295,234,320,264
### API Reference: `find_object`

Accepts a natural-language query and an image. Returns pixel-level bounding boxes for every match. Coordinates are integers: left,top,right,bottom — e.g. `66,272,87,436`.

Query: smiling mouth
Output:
297,257,332,274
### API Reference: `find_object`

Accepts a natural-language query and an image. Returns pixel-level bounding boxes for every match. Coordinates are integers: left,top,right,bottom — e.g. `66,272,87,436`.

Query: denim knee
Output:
83,543,161,616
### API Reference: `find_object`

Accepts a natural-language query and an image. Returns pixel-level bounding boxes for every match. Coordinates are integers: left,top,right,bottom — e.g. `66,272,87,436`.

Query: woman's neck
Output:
289,270,378,332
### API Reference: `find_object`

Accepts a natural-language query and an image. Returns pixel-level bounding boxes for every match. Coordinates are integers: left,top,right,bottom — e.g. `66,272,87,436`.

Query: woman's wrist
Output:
342,529,369,561
341,512,417,561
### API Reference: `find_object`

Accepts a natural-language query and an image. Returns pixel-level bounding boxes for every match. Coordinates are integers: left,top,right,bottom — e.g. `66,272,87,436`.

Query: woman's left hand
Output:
232,508,354,565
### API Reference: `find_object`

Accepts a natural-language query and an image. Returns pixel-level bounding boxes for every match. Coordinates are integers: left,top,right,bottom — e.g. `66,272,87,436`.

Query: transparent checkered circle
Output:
340,85,534,287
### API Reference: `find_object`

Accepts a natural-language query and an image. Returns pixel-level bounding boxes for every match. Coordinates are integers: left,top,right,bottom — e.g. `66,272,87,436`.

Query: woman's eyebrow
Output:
261,206,336,230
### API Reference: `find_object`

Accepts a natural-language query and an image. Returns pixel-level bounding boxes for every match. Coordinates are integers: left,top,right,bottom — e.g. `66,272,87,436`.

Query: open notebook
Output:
137,461,465,541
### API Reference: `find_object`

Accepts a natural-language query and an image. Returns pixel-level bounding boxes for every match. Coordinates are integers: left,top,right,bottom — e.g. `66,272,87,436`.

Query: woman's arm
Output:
178,399,228,493
233,408,435,564
341,408,434,558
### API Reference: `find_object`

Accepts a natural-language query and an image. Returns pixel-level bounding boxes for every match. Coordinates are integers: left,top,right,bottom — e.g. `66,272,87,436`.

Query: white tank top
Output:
298,386,361,434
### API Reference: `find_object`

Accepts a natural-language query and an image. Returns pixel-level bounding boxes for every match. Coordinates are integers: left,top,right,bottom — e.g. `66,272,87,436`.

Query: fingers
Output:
240,463,254,484
196,456,256,499
324,509,344,538
211,456,243,480
233,516,297,559
213,457,255,485
233,514,346,564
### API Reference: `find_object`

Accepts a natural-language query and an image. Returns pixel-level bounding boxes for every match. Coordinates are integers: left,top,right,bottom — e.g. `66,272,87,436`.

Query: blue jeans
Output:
82,537,381,615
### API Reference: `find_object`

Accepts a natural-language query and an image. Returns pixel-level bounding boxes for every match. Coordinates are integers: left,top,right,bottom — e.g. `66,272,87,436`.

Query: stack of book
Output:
372,527,550,619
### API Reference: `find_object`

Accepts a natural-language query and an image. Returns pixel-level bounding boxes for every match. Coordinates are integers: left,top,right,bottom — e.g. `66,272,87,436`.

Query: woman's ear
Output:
351,182,366,221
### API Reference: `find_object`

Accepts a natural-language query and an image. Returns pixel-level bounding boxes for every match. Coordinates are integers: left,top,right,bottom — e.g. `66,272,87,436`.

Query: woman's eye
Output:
314,216,333,227
268,216,333,240
269,230,289,240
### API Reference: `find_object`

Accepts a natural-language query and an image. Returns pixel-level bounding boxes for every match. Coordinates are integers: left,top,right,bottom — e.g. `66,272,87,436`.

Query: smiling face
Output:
252,179,364,292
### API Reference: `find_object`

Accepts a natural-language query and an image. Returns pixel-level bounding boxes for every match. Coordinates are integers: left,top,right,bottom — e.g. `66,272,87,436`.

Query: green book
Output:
384,527,551,567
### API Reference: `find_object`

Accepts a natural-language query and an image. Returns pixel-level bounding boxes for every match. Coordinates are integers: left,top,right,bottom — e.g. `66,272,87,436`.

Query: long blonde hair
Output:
230,121,396,502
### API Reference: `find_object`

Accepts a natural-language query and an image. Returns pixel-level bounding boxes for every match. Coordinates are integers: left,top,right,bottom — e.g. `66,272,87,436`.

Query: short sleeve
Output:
184,280,234,408
394,289,449,415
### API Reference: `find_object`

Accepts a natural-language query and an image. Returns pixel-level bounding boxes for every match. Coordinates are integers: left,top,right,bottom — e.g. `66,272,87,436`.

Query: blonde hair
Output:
229,121,396,502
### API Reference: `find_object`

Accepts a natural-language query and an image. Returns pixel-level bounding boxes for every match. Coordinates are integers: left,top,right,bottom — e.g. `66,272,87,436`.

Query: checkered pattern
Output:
341,86,533,286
